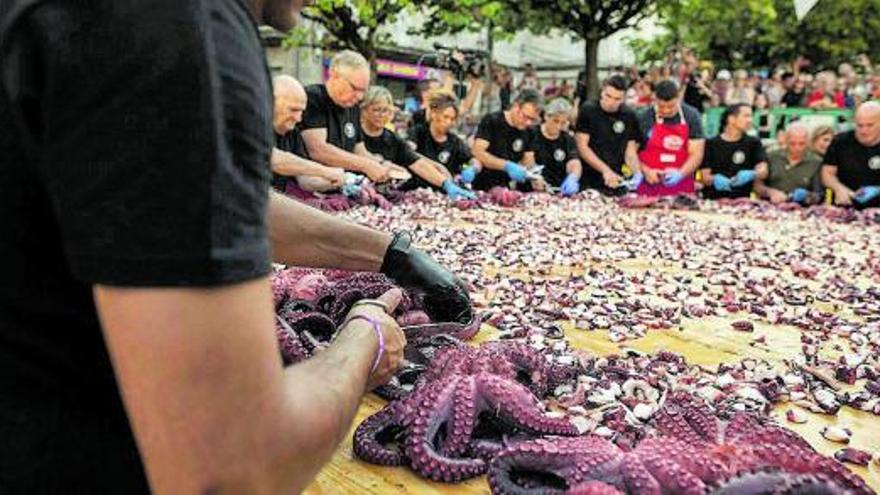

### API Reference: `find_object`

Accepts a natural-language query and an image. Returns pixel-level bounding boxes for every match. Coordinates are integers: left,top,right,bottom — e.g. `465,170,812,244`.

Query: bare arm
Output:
623,140,643,175
268,190,391,270
94,279,394,494
472,138,510,171
408,157,451,188
821,164,855,205
575,132,617,177
271,148,341,183
566,158,582,177
681,139,705,175
300,128,385,179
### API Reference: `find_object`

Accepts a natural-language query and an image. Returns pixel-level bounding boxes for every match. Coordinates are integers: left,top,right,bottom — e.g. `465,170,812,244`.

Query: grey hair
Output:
786,123,810,139
330,50,370,75
361,86,393,109
544,98,572,117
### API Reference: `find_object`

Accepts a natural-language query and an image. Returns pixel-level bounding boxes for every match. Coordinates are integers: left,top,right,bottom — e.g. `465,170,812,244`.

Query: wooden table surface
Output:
307,208,880,494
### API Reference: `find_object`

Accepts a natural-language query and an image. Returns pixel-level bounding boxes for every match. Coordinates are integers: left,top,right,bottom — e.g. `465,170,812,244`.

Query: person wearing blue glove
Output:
790,188,810,204
712,174,732,192
442,179,477,200
821,102,880,209
854,186,880,204
529,99,583,194
625,172,644,191
699,104,768,199
663,169,685,187
459,163,479,184
471,89,544,191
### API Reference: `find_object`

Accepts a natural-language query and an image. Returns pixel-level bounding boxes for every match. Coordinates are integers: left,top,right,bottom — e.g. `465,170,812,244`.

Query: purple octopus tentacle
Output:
476,373,578,437
352,406,408,467
635,450,707,495
401,313,482,342
439,376,479,458
275,316,310,365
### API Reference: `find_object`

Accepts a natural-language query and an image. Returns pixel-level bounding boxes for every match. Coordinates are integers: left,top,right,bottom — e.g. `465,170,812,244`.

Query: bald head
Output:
272,75,307,135
855,101,880,147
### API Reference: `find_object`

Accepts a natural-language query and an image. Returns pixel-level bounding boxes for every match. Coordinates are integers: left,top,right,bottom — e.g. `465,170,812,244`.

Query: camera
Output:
431,43,488,80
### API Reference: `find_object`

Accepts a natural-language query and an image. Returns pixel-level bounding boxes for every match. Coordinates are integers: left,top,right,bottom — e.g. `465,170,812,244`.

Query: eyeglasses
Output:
340,75,369,96
520,108,542,125
368,106,393,115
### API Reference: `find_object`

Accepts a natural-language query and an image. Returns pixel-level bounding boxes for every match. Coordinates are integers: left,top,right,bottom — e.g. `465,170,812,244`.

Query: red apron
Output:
636,109,695,197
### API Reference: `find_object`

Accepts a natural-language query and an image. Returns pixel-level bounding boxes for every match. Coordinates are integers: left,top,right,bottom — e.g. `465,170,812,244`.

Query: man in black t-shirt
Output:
821,102,880,208
699,104,769,199
0,1,472,492
299,50,391,183
271,75,345,193
575,75,642,193
470,89,543,191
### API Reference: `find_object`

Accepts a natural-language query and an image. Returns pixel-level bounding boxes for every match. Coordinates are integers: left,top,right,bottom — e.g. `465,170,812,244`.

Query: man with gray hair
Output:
754,124,823,204
469,88,544,191
300,50,391,182
821,101,880,208
270,74,345,193
531,98,582,195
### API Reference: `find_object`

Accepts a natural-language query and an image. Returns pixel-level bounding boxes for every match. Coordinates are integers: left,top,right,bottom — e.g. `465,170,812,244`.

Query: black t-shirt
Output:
473,111,533,190
782,90,804,107
272,129,307,191
575,101,640,187
824,131,880,208
363,127,420,167
409,108,427,131
683,74,705,112
0,1,272,491
300,84,362,153
700,135,768,199
531,127,579,187
409,124,472,176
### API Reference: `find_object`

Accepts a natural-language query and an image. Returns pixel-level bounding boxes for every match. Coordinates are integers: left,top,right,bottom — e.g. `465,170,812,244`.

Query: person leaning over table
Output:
0,0,472,493
270,75,345,194
407,91,480,186
360,86,474,201
821,101,880,208
699,103,769,200
753,124,823,205
531,98,583,196
467,89,545,192
811,124,834,159
299,50,392,184
635,79,706,197
575,74,643,196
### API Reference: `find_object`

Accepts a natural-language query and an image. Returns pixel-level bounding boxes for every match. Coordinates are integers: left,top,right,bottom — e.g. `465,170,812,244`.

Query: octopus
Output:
353,341,583,482
488,392,871,494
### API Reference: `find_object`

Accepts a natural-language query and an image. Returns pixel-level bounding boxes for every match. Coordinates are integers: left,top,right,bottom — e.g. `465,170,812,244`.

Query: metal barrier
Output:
702,107,855,139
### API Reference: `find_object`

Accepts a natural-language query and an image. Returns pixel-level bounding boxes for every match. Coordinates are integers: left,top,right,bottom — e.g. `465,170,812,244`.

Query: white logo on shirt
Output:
554,149,566,162
512,139,524,152
869,155,880,170
662,135,684,152
732,150,746,165
438,150,451,164
613,121,626,134
344,122,356,139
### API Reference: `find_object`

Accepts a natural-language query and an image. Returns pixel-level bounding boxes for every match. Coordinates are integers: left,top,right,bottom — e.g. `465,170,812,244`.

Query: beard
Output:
261,0,302,31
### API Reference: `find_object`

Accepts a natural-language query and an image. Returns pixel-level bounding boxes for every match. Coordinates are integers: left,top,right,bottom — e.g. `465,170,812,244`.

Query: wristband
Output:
345,314,384,375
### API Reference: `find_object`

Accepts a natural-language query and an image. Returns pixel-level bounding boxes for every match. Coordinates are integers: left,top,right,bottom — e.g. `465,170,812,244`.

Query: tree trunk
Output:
585,37,601,101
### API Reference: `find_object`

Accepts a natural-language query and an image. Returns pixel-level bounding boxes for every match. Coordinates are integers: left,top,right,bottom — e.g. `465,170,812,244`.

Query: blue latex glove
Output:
503,161,528,183
790,188,809,204
730,169,757,188
854,186,880,204
712,174,733,192
627,172,644,191
460,166,478,184
342,182,361,197
560,173,580,196
442,179,476,200
663,170,685,187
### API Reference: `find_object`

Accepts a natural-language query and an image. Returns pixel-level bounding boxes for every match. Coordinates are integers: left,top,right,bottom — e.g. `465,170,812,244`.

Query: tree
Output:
299,0,417,66
418,0,657,100
641,0,880,71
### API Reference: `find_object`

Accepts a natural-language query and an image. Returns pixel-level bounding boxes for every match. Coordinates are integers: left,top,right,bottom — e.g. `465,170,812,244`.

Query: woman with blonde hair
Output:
811,125,835,158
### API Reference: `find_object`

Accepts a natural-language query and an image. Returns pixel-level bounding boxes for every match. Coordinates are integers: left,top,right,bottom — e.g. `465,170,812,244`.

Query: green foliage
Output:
643,0,880,70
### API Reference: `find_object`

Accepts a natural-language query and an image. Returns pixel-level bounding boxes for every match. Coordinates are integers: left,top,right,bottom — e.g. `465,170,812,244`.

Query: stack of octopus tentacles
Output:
352,338,873,494
271,267,481,399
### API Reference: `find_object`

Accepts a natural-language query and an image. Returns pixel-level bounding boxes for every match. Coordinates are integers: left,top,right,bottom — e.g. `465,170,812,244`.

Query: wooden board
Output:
307,319,880,494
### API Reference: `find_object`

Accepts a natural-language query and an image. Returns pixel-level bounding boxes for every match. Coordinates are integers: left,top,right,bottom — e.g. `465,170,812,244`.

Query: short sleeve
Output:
823,135,843,166
752,139,769,165
626,110,641,142
575,103,592,134
564,134,579,161
475,113,494,142
700,141,714,170
393,132,420,167
523,127,536,152
8,2,272,287
454,135,473,165
684,106,704,139
300,86,328,131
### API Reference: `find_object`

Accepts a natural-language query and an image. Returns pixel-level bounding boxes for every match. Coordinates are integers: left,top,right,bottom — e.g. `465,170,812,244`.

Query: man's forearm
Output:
409,159,447,188
681,143,705,175
268,191,391,271
308,141,377,174
566,159,582,178
624,141,643,174
271,149,330,178
472,148,509,171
